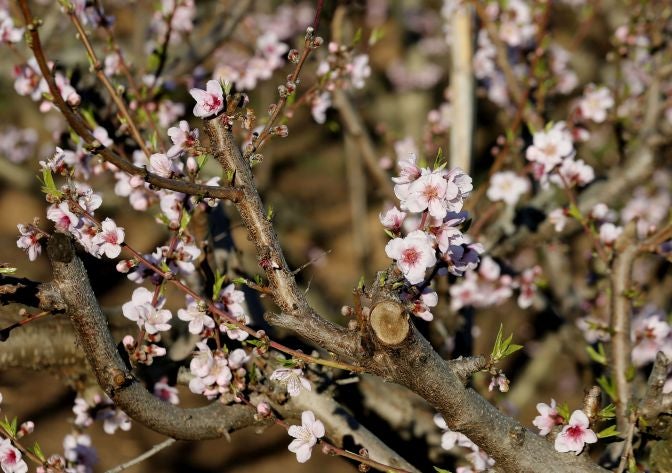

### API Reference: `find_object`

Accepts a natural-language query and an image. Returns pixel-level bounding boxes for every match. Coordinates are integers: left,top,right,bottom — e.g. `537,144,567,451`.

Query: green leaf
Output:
231,277,249,287
433,468,452,473
556,402,570,422
491,324,523,362
598,403,616,420
567,204,583,222
277,357,298,368
352,27,362,45
357,276,365,290
179,211,191,232
40,168,63,199
197,154,209,170
212,271,227,298
586,343,607,365
597,375,617,400
383,229,396,239
222,80,233,96
597,424,620,439
266,205,274,221
369,27,385,46
29,442,46,462
0,267,17,274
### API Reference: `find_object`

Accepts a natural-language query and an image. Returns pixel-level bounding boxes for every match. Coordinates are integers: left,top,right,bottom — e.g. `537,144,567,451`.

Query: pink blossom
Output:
550,157,595,188
526,123,574,174
311,92,331,124
631,309,672,367
0,11,23,44
598,222,623,245
548,208,568,232
487,171,529,206
189,80,224,118
47,202,79,232
349,54,371,89
16,224,42,261
92,218,125,258
532,399,563,436
554,410,597,455
488,373,510,392
149,152,179,178
410,289,438,322
177,302,215,334
0,438,27,473
578,84,614,123
154,378,180,405
121,287,172,334
271,368,311,397
287,411,325,463
402,172,451,218
379,206,407,232
167,120,199,158
220,283,246,317
385,230,437,285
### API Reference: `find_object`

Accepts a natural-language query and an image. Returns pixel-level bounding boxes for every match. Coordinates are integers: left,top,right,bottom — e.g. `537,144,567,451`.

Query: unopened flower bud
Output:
271,125,288,137
16,421,34,439
277,85,289,97
311,36,324,49
256,402,271,417
288,49,300,63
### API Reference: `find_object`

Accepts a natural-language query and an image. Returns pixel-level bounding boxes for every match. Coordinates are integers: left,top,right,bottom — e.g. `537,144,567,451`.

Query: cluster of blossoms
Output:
449,257,542,311
383,152,479,285
16,177,125,262
13,58,80,112
0,126,38,164
73,396,131,435
533,401,598,455
151,0,196,43
309,42,372,123
212,3,314,92
0,8,22,44
434,414,495,472
188,342,249,398
526,121,594,189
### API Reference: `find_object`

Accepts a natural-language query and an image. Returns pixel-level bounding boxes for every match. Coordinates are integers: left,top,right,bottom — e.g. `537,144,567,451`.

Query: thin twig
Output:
104,438,176,473
66,7,151,157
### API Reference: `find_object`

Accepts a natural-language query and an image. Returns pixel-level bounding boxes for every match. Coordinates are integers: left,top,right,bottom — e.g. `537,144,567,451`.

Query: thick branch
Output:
46,233,258,440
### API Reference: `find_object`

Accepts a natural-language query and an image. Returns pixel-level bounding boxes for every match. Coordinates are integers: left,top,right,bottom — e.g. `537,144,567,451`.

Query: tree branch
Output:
45,233,259,440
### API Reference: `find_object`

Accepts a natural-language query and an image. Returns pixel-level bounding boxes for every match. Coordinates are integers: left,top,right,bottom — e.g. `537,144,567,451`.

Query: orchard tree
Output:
0,1,671,472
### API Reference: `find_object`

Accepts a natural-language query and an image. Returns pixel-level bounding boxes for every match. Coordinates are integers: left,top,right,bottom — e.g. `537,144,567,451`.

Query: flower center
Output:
401,248,420,265
566,425,584,440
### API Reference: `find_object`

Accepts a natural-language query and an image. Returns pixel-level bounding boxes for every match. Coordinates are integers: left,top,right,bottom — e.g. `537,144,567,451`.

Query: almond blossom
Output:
121,287,172,334
177,301,215,334
270,367,311,397
578,84,614,123
0,439,27,473
92,218,125,258
401,171,452,218
287,411,325,463
385,229,437,285
532,399,563,436
525,122,574,174
598,222,623,245
379,206,407,233
189,80,224,118
47,202,79,232
16,224,42,261
487,171,530,206
554,410,597,455
167,120,199,158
